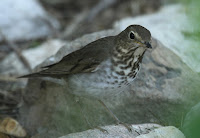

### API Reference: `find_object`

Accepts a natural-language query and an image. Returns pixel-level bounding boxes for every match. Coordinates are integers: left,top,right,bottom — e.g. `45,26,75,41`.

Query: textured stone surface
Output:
136,126,185,138
59,124,161,138
58,125,185,138
18,5,200,137
0,0,59,42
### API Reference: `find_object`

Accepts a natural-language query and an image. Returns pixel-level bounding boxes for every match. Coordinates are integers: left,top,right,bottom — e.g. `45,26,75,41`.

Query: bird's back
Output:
19,36,115,78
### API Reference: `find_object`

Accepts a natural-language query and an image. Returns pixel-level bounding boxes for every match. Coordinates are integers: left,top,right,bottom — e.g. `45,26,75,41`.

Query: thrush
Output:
20,25,152,131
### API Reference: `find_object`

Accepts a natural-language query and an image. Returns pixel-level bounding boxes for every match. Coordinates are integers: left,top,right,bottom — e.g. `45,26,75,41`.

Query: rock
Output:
0,117,26,137
0,0,59,42
58,125,185,138
115,4,200,73
182,102,200,138
18,4,200,137
136,126,185,138
59,124,161,138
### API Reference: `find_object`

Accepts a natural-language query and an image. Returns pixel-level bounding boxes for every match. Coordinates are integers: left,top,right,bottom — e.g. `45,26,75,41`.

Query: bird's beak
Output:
145,42,152,49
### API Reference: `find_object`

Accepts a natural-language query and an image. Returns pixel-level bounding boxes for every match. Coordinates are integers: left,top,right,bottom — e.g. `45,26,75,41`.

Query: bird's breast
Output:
66,58,139,99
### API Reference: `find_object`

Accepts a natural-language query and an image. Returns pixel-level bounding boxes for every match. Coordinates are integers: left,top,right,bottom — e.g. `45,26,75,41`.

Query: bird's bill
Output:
137,42,152,49
145,42,152,49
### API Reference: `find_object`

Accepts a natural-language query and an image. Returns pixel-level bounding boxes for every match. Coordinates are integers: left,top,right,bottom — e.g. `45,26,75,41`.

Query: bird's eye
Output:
130,32,135,39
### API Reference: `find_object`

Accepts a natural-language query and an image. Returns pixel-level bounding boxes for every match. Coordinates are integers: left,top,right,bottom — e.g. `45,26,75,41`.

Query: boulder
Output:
59,124,161,138
18,4,200,137
136,126,185,138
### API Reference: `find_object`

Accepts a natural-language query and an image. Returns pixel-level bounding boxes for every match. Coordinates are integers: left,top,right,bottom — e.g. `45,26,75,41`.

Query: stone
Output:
136,126,185,138
18,4,200,137
58,125,185,138
59,124,161,138
0,0,59,42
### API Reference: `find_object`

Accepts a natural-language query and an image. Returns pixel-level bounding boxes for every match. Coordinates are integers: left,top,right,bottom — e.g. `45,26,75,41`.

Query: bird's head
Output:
115,25,152,55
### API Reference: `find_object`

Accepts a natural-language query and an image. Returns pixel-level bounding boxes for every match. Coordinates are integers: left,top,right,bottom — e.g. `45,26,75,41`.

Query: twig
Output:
0,30,32,72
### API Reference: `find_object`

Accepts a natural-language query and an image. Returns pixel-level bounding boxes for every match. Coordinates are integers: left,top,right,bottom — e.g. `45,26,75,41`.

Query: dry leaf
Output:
0,117,26,137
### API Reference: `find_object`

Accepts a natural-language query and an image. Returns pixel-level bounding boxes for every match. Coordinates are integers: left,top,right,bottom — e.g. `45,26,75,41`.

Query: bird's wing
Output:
20,36,114,78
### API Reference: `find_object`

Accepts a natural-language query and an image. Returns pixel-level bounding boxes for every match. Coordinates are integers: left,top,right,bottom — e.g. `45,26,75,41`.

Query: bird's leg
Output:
98,100,132,132
75,97,108,133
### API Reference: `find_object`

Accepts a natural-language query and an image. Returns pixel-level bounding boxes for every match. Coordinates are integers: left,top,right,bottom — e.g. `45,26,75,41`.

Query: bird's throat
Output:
111,46,146,80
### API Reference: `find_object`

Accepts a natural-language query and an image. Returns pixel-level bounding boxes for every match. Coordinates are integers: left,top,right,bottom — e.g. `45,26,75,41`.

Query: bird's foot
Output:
117,121,132,132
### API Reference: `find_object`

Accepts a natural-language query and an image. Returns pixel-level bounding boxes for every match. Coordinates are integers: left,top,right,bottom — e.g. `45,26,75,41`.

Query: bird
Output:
19,25,152,131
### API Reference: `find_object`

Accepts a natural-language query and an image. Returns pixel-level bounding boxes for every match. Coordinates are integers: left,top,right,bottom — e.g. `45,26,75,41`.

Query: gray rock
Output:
18,4,200,137
136,126,185,138
59,124,161,138
55,125,185,138
0,0,59,42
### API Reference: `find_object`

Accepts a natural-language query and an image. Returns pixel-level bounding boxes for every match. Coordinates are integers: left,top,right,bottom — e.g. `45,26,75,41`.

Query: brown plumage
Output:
19,25,151,79
19,36,115,78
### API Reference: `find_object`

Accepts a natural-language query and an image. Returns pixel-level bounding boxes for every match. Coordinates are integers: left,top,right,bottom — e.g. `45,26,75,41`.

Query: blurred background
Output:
0,0,199,137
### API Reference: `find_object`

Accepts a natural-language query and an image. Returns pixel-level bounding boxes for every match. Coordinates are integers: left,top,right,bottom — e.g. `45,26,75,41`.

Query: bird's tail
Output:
18,72,44,78
18,71,64,79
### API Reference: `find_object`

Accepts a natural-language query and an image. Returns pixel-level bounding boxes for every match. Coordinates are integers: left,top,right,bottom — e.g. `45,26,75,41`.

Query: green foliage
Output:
175,0,200,137
181,0,200,36
185,118,200,138
180,0,200,69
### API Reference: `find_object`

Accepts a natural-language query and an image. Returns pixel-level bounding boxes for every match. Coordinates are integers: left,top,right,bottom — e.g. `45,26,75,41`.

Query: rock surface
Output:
59,124,161,138
0,0,59,42
58,125,185,138
137,126,185,138
17,4,200,137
